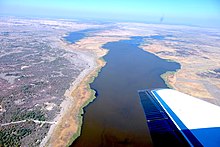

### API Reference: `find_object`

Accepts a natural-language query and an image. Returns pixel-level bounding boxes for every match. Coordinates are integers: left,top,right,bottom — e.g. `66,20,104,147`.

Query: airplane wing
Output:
138,89,220,147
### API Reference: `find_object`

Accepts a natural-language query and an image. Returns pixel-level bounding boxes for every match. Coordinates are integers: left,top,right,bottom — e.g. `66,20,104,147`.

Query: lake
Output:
65,33,180,147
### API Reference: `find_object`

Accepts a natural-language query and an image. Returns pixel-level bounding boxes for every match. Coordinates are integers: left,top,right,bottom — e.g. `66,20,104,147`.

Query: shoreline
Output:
40,50,96,147
40,50,100,147
41,34,127,146
160,60,181,89
140,44,217,100
160,71,179,89
67,56,106,146
138,44,180,90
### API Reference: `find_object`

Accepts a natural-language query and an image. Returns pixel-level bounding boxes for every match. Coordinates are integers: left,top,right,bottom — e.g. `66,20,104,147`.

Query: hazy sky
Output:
1,0,220,27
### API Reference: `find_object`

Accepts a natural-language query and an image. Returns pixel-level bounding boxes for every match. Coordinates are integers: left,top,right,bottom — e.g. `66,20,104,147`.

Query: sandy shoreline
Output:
40,51,97,147
40,34,127,146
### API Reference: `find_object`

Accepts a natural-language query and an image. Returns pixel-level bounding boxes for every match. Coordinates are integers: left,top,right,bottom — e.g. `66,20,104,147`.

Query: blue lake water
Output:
65,32,180,147
63,28,101,44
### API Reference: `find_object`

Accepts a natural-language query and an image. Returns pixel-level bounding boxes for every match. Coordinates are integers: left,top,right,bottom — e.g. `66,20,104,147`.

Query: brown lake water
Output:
66,35,180,147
